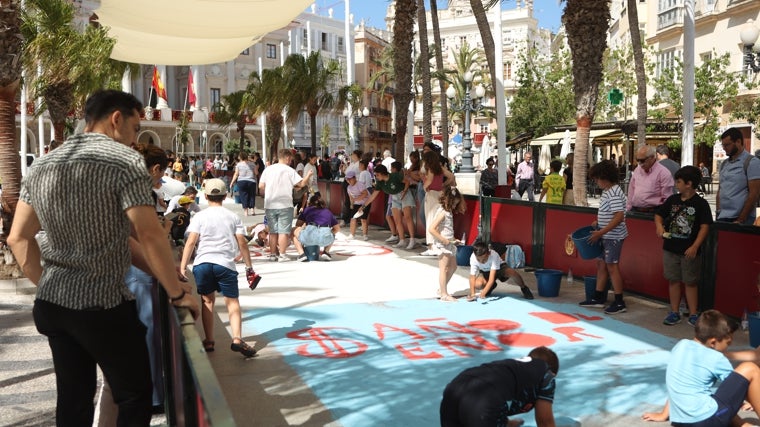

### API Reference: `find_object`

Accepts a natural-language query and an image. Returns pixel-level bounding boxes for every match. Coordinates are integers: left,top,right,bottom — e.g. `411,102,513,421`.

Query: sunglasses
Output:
636,156,652,164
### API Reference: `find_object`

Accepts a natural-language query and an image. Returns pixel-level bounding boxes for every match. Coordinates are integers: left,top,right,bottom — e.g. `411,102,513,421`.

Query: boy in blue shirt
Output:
642,310,760,425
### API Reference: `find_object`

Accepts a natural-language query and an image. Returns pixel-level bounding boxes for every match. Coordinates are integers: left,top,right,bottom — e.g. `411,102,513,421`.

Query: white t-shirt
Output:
304,163,318,192
469,250,501,276
161,176,187,199
259,163,302,209
358,169,373,191
187,206,244,272
381,156,396,170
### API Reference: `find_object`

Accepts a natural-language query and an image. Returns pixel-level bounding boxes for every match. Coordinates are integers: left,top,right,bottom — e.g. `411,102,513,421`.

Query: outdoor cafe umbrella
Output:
560,129,572,159
479,135,492,169
539,143,552,175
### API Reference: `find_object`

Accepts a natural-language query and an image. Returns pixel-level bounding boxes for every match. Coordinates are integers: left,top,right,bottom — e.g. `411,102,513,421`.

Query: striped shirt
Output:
19,133,154,310
598,184,628,240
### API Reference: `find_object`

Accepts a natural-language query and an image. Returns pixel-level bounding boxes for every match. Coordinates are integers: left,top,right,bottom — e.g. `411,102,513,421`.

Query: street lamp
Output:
446,71,486,173
343,106,370,148
739,19,760,73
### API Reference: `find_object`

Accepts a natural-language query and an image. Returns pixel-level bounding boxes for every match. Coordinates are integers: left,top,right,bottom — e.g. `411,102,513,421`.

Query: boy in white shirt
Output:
468,241,533,301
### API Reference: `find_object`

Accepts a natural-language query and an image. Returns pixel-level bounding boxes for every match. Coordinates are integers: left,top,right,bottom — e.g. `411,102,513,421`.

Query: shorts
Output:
193,263,240,298
671,372,748,427
265,207,294,234
663,250,700,284
349,204,370,220
598,238,624,264
391,191,416,209
440,374,510,427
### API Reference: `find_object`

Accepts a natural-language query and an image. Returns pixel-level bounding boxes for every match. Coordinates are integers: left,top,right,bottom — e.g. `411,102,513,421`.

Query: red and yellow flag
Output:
151,66,167,100
187,70,197,106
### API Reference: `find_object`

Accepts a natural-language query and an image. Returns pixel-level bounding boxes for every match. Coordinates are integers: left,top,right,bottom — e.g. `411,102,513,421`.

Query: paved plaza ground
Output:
2,190,758,427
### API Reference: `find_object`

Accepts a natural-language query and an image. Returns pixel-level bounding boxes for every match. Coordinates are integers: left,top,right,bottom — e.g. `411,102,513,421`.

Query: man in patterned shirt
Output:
9,90,199,426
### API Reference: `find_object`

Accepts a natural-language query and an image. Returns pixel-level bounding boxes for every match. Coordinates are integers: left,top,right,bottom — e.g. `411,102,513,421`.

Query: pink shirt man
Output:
626,151,674,211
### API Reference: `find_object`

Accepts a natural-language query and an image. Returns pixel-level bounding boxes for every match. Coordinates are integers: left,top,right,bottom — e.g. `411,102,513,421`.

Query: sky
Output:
317,0,564,33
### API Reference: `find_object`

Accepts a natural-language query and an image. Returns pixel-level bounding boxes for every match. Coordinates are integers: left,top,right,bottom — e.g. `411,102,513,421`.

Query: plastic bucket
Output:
571,226,603,260
535,269,563,297
583,276,611,301
456,245,473,267
749,313,760,348
304,245,320,262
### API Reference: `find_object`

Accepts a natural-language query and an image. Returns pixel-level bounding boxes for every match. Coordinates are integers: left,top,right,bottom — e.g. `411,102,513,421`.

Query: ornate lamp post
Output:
446,71,485,173
739,19,760,73
343,106,370,148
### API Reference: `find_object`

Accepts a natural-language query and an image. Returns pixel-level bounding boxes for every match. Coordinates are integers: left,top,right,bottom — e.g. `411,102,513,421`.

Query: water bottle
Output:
567,268,573,285
462,232,466,245
679,297,687,316
742,308,749,331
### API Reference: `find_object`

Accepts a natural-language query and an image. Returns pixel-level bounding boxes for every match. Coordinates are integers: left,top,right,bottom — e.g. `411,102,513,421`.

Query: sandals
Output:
230,339,257,358
203,340,215,352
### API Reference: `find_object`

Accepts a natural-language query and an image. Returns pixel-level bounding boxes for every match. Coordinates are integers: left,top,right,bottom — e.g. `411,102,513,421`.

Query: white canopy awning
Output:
96,0,313,65
529,129,618,146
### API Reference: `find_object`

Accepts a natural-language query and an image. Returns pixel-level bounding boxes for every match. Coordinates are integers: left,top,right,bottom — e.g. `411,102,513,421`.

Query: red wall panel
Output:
542,209,598,278
713,231,760,318
617,218,669,299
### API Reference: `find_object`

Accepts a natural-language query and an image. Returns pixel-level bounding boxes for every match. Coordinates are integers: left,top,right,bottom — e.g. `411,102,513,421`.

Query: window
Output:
266,44,277,59
302,29,308,48
436,125,442,135
321,32,329,51
241,48,249,55
657,0,683,29
503,62,512,81
338,37,344,54
479,124,490,133
459,36,467,46
210,88,221,108
656,49,679,79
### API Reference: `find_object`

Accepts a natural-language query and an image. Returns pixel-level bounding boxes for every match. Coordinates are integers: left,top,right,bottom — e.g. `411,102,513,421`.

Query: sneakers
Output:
320,252,332,261
663,311,682,325
267,255,278,262
419,249,436,256
579,298,605,308
393,240,406,248
604,302,627,315
246,267,262,291
297,253,308,262
385,235,399,243
688,313,699,327
277,254,290,262
520,286,534,300
362,234,369,241
406,240,416,250
347,234,355,241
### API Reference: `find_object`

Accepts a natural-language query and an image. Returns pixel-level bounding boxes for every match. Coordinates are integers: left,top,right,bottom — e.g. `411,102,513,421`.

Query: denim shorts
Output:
265,207,294,234
192,263,240,298
391,191,416,209
598,238,624,264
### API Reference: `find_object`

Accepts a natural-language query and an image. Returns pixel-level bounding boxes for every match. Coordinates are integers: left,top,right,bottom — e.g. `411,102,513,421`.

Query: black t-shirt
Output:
455,357,555,415
656,193,713,255
563,167,573,190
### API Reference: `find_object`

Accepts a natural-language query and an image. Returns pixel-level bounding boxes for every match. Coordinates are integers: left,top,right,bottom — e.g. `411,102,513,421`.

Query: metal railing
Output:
158,286,236,427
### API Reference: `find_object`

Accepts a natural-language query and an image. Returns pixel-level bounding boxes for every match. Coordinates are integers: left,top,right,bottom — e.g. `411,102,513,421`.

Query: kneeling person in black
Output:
440,346,559,427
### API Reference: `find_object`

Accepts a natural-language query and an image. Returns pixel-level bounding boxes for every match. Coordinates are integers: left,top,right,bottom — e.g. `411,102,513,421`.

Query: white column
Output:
345,0,353,84
20,76,27,176
306,21,312,53
37,64,45,152
196,65,205,110
493,4,507,184
280,41,286,65
259,57,267,161
681,0,695,166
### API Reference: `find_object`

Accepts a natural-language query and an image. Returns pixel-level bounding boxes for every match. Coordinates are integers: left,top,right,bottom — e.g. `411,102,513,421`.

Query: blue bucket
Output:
749,313,760,348
571,226,603,260
304,245,320,261
535,269,563,297
456,245,473,267
233,183,240,204
583,276,611,301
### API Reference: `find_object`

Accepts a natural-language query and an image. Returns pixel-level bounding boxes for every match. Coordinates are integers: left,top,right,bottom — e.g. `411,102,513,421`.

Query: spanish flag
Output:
151,66,167,100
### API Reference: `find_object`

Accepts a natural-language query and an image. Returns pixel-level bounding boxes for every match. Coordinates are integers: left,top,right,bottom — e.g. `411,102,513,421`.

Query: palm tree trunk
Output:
237,120,246,154
573,117,591,207
627,0,647,147
469,0,497,96
416,0,432,143
266,112,283,161
0,84,22,241
392,0,417,161
429,0,449,154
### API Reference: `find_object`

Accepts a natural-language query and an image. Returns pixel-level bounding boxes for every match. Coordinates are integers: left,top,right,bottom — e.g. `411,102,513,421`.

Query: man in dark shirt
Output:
440,346,559,427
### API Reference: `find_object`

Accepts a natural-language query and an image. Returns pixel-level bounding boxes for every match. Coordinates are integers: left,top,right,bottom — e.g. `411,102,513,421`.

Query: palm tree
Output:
391,0,417,161
211,90,251,157
336,82,364,149
446,41,490,125
416,0,433,144
21,0,126,145
429,0,450,154
283,51,341,155
247,67,289,162
627,0,647,146
563,0,611,207
0,0,23,248
471,0,498,96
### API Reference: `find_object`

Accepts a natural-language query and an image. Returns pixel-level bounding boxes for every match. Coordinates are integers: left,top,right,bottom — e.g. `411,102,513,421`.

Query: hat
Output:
178,196,193,205
203,178,227,196
345,170,357,179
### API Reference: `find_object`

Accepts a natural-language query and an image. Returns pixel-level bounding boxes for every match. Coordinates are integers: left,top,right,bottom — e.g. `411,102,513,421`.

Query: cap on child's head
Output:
203,178,227,196
178,196,193,205
345,170,357,179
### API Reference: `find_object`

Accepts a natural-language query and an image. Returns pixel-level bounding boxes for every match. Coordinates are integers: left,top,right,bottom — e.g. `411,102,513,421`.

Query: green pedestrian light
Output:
608,88,623,105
